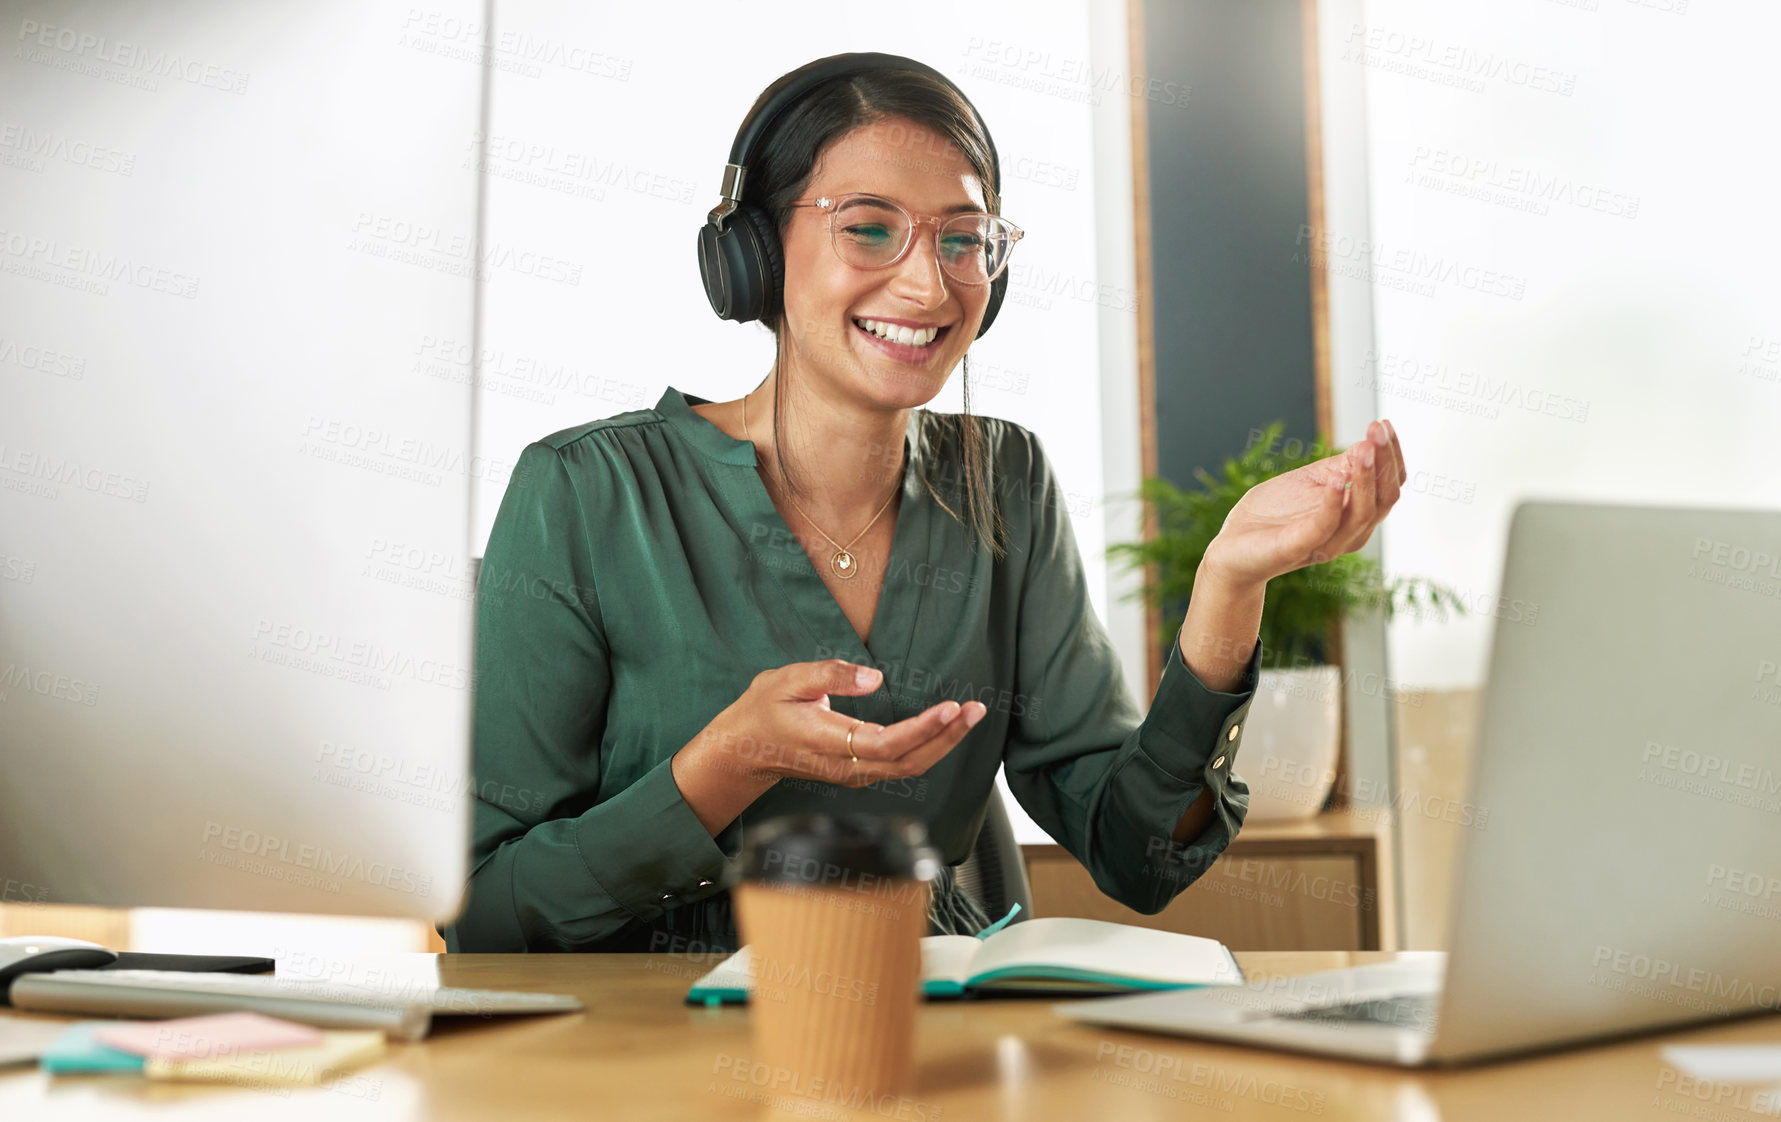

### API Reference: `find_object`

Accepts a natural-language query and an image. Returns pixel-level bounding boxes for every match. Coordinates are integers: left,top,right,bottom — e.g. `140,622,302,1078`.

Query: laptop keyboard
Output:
1276,992,1440,1033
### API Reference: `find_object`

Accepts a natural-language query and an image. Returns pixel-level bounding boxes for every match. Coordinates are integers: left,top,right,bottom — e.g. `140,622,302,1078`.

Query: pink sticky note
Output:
94,1013,324,1060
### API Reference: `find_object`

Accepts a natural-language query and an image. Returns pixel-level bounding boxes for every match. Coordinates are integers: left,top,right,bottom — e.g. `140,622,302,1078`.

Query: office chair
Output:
954,788,1034,926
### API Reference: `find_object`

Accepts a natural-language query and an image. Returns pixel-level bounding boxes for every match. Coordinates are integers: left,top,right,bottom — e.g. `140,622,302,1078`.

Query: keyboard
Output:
1276,992,1440,1033
8,969,582,1042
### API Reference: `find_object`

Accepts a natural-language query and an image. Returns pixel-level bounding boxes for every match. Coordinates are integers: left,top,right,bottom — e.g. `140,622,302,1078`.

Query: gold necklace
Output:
743,390,899,581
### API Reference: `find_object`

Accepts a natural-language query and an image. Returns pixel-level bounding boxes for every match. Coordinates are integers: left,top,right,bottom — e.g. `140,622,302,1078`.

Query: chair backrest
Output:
953,788,1033,925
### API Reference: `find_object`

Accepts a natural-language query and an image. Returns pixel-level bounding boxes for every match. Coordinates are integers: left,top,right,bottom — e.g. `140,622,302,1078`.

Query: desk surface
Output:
2,952,1776,1121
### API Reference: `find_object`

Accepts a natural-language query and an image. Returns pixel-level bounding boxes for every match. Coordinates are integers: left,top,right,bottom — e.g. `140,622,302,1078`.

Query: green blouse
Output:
442,386,1261,953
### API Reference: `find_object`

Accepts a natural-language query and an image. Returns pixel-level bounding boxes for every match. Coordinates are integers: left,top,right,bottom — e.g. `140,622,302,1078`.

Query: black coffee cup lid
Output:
737,814,941,886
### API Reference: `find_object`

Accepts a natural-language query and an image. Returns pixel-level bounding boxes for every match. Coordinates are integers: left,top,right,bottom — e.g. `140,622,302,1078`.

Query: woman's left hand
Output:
1201,419,1407,592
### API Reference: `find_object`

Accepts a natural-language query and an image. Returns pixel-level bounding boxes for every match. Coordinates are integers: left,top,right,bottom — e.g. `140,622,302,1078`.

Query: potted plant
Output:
1106,421,1467,821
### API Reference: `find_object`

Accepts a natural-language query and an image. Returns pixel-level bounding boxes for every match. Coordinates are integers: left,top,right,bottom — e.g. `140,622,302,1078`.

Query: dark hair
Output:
741,58,1009,560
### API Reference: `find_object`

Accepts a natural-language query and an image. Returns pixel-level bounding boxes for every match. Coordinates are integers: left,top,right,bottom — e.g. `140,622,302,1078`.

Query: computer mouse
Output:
0,935,119,1003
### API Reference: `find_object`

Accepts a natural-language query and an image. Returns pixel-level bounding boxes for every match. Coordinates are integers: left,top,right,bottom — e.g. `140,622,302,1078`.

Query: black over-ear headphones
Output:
696,52,1007,341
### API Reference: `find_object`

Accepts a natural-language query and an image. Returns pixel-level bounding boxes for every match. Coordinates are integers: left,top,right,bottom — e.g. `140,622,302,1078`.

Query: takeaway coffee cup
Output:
733,814,940,1115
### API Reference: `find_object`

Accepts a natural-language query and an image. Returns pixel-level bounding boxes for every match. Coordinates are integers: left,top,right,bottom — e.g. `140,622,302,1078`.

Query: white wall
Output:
473,1,1147,845
1332,0,1781,689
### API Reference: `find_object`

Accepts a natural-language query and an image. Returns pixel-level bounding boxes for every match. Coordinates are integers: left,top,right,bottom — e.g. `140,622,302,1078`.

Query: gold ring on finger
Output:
846,718,863,764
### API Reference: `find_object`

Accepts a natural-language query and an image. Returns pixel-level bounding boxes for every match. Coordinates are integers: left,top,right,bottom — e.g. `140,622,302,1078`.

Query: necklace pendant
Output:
831,550,857,579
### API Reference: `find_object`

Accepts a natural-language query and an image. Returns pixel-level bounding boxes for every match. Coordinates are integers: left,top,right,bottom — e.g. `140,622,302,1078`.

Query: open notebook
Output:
685,917,1243,1004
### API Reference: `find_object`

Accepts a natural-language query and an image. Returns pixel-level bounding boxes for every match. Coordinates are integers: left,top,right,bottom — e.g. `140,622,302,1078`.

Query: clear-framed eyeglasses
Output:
787,192,1025,287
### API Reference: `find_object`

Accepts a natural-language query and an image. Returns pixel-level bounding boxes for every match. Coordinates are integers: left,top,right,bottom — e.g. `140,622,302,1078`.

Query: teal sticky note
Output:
40,1024,147,1074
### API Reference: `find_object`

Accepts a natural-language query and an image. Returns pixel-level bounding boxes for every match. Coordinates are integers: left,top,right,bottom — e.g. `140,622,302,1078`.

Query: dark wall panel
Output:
1144,0,1318,490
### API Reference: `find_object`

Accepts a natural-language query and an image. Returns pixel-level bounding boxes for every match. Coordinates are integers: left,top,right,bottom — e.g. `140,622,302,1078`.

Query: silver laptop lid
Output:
1432,500,1781,1062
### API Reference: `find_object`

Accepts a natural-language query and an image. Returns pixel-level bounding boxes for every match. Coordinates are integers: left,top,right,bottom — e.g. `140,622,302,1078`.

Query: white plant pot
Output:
1237,665,1342,823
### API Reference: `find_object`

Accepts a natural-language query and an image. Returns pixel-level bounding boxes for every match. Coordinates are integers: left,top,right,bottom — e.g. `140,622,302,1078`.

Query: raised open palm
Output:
1204,420,1407,590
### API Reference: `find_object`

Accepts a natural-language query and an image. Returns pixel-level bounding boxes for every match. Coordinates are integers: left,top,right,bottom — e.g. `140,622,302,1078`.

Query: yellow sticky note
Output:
142,1030,385,1088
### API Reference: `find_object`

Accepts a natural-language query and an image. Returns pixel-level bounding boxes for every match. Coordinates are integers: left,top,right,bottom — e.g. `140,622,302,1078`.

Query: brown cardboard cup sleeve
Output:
733,814,941,1117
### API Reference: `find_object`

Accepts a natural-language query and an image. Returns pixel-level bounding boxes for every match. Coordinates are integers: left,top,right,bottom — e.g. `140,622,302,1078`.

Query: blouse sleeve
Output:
441,441,742,951
999,427,1262,916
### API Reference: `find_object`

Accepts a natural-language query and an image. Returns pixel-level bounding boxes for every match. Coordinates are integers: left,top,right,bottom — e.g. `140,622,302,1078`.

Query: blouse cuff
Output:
573,755,744,924
1137,622,1261,782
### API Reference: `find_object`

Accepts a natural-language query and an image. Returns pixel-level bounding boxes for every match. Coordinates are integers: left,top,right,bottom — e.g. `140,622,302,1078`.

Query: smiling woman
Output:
442,54,1371,956
698,56,1020,560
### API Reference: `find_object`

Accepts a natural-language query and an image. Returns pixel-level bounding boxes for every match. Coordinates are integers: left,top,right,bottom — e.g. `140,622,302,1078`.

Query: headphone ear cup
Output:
696,204,784,324
696,220,739,320
737,205,786,323
975,270,1007,340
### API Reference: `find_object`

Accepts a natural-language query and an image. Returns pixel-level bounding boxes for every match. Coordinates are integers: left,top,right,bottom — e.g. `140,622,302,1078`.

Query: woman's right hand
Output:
671,660,986,835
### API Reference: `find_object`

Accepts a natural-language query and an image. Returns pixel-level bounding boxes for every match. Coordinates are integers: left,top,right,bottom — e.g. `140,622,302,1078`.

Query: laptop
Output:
1056,500,1781,1066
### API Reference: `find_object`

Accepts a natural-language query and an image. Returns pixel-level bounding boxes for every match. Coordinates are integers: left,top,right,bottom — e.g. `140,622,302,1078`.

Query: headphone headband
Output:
712,52,999,227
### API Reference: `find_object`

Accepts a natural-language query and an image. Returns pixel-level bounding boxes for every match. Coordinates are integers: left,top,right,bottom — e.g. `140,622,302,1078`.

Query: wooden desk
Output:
3,952,1776,1120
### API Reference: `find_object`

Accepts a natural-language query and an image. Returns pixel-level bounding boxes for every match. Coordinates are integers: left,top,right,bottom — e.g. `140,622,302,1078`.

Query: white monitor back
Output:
0,0,486,922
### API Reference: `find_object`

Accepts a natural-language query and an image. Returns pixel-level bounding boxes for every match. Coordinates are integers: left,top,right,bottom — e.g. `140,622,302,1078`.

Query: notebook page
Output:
968,918,1241,987
920,936,983,992
691,938,982,999
688,947,753,998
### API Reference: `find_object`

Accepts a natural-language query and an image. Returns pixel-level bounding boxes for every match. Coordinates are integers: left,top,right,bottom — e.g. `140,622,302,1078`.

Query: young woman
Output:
443,56,1404,953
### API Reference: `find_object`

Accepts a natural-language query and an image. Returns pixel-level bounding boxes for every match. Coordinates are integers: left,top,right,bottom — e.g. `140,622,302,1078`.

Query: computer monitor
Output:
0,1,490,924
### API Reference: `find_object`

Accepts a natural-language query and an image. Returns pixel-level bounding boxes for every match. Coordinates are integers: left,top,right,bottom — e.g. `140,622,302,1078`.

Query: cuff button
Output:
697,879,714,888
1213,755,1226,769
660,893,675,901
1226,724,1240,741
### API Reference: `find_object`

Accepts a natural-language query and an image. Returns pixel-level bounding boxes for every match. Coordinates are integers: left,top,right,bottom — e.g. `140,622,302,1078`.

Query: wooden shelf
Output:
1021,808,1396,952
